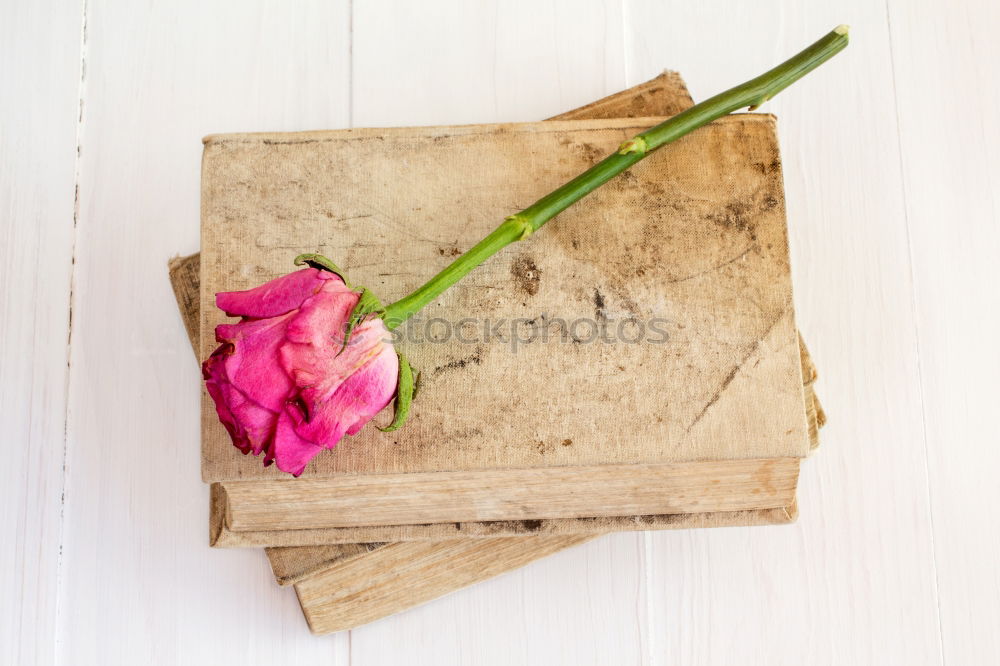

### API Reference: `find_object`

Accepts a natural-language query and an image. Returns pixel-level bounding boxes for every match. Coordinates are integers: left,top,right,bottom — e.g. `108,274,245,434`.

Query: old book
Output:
173,74,823,548
194,74,824,547
201,110,808,532
175,73,822,552
173,74,824,632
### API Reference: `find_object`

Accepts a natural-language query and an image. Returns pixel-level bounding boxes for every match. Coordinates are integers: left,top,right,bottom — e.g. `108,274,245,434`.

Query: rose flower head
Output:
202,255,412,476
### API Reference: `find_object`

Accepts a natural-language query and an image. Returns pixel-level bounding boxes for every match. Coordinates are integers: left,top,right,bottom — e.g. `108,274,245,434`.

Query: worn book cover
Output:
201,111,807,480
200,114,807,534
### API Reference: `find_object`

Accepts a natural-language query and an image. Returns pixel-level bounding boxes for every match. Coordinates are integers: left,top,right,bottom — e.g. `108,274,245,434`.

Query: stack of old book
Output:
170,72,825,634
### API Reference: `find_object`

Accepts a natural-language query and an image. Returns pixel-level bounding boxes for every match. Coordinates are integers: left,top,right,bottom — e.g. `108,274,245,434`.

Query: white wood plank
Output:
350,534,647,665
0,2,80,664
352,0,626,127
886,0,1000,662
58,1,353,663
348,2,648,664
626,3,943,663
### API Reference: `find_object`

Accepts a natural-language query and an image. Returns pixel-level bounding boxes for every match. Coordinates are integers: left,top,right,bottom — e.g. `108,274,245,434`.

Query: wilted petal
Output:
270,345,398,475
216,268,339,319
296,343,399,445
279,288,388,403
216,313,295,412
343,345,400,435
202,345,249,452
225,389,278,455
203,340,280,456
282,286,358,346
273,403,325,476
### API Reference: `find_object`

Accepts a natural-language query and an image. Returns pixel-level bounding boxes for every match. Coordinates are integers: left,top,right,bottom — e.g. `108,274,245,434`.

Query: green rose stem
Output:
381,25,849,328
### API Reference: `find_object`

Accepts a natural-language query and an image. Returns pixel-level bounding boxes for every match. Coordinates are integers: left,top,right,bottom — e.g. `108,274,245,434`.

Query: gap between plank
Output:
54,0,89,662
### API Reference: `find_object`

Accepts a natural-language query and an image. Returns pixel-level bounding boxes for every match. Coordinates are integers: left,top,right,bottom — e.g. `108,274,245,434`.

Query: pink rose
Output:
202,267,399,476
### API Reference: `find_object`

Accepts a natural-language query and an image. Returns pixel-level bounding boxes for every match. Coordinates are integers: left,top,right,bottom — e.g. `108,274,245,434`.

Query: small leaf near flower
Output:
339,287,385,355
379,351,415,433
294,253,351,285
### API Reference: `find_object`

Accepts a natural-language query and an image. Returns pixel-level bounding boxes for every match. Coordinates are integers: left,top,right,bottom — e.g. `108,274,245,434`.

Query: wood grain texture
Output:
267,542,386,586
294,535,594,634
886,0,1000,661
0,3,80,665
351,0,628,127
268,504,797,587
215,501,801,548
218,457,800,530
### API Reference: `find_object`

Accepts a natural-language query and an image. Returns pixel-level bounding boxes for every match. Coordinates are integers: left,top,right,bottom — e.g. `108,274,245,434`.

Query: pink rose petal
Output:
279,289,387,402
294,343,399,446
203,344,280,456
216,312,295,412
202,345,248,451
215,268,338,319
273,404,325,476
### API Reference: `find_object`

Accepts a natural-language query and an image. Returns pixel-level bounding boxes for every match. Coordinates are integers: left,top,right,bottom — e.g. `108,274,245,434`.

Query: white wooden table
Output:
3,1,998,664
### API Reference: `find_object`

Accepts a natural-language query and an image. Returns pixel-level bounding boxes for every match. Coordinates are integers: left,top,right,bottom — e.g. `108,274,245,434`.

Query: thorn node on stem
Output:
505,214,534,240
618,137,649,155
